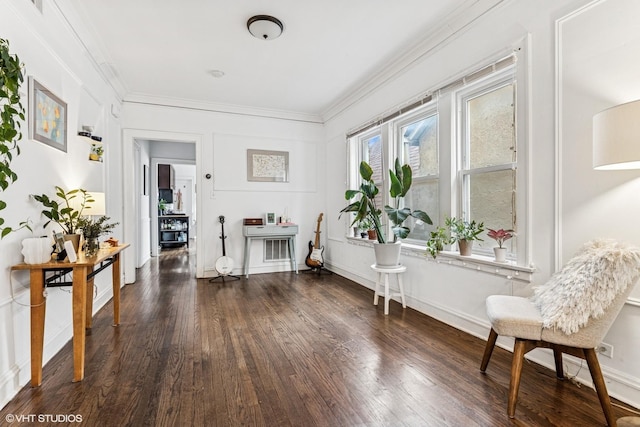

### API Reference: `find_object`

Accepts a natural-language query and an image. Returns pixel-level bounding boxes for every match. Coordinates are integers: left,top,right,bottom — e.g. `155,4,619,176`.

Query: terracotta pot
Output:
458,239,473,256
367,229,377,240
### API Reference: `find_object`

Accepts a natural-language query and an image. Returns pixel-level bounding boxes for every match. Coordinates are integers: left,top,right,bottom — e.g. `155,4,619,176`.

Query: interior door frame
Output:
122,129,204,283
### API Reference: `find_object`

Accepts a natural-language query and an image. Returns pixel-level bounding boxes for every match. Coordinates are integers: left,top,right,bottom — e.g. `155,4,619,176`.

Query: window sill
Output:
346,237,535,282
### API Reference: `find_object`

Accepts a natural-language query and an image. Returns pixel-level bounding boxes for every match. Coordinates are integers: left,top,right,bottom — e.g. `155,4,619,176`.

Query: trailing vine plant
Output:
0,38,30,238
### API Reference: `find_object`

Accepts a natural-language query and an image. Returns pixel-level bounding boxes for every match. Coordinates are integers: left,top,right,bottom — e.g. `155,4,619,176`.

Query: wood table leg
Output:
29,269,46,387
85,268,95,330
112,253,121,326
72,266,88,382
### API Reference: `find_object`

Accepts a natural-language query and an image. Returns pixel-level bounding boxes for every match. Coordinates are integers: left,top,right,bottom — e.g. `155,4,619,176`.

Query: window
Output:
458,69,517,256
345,52,526,264
397,111,439,242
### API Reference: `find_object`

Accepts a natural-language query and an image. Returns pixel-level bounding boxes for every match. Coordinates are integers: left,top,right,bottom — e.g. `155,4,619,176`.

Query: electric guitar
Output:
305,213,324,268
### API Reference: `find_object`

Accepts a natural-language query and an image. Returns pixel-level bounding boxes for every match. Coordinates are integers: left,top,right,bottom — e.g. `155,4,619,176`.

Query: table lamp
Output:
593,99,640,426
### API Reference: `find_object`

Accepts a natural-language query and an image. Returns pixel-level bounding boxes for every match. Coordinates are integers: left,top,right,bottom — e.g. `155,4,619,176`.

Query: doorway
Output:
122,129,204,283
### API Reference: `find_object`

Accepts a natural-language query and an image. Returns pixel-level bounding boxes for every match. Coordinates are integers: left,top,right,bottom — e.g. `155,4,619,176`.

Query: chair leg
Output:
584,348,617,427
508,339,527,418
480,328,498,372
553,346,564,379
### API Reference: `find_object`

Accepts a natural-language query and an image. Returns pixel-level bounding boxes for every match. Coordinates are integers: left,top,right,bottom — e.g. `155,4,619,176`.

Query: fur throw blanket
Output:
532,239,640,335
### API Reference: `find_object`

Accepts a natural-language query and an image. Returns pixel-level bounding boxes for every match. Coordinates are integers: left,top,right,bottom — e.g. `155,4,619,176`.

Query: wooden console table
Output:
243,225,298,278
11,244,129,386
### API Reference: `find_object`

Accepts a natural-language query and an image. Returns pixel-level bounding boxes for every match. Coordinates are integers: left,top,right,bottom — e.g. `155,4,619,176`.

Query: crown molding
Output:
123,93,324,124
321,0,507,123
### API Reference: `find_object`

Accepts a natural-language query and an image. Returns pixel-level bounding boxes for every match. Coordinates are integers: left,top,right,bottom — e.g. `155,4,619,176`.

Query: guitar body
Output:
305,240,324,268
305,213,324,268
215,216,234,276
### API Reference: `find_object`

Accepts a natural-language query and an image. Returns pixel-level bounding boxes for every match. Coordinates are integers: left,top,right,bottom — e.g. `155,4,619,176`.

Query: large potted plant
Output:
340,159,432,266
0,38,30,238
33,186,96,251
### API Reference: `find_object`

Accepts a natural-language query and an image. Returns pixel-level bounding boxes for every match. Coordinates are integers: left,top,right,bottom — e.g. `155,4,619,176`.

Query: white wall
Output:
121,103,325,278
0,0,123,408
324,0,640,409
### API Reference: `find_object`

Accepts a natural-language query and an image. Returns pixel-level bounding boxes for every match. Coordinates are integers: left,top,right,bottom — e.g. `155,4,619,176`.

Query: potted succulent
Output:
33,187,96,251
339,158,432,265
76,215,118,257
487,228,514,262
445,216,484,256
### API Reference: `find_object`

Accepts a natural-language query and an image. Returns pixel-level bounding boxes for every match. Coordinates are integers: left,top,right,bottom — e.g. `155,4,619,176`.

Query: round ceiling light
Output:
247,15,284,40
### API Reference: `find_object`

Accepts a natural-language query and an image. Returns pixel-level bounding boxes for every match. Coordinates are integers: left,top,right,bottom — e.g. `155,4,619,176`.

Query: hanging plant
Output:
0,38,30,238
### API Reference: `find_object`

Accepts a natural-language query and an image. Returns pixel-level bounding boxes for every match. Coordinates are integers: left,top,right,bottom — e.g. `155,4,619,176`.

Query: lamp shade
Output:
247,15,283,40
593,99,640,170
85,191,106,216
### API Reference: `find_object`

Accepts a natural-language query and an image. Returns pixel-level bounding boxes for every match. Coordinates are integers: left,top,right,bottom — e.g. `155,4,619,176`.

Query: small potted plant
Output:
33,187,96,252
426,226,452,258
357,217,372,239
76,215,118,257
445,216,484,256
487,228,514,262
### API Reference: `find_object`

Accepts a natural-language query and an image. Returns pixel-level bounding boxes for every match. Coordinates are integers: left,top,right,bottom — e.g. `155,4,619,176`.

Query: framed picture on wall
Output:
247,149,289,182
28,76,67,152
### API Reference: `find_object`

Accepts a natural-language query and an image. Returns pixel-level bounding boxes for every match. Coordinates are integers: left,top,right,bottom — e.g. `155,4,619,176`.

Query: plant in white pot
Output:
487,228,514,262
339,159,432,266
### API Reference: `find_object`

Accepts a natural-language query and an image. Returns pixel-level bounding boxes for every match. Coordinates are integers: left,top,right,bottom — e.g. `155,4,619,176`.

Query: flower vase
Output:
84,237,100,257
493,247,507,263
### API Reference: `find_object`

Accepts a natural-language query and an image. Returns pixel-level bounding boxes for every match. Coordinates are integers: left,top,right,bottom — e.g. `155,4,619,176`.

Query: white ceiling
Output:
64,0,497,120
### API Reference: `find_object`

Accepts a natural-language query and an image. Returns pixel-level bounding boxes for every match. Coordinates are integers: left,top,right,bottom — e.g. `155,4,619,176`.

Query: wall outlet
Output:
597,342,614,358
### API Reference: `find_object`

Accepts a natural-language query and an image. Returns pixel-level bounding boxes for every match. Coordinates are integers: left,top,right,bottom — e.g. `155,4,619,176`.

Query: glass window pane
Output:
468,84,515,168
363,134,382,183
401,115,438,177
405,179,438,241
468,169,516,251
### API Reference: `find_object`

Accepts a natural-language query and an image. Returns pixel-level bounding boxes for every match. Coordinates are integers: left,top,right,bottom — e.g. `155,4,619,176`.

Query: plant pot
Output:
64,234,81,254
373,241,401,267
360,232,367,238
353,227,360,237
367,229,377,240
458,239,473,256
493,247,507,262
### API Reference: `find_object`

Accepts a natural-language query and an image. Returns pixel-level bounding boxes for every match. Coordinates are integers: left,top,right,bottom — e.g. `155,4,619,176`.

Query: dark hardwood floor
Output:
2,247,637,426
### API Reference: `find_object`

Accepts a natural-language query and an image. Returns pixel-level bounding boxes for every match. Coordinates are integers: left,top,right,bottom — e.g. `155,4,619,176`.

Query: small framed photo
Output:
265,212,276,225
29,76,67,152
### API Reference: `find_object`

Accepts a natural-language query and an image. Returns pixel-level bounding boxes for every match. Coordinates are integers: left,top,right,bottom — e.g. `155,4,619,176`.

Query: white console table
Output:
243,225,299,278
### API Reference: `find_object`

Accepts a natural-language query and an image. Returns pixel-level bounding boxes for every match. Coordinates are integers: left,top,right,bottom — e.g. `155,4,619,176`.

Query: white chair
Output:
480,240,640,426
371,264,406,315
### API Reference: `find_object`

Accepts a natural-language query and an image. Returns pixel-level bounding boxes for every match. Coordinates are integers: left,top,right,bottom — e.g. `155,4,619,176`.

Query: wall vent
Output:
264,239,290,261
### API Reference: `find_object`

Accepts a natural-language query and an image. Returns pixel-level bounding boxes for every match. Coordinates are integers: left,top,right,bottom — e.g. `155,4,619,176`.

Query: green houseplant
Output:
446,216,484,256
33,186,95,234
76,215,118,257
0,38,30,238
340,159,432,265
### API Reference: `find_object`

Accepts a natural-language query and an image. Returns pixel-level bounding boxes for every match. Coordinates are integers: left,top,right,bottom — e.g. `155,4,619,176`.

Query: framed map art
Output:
247,149,289,182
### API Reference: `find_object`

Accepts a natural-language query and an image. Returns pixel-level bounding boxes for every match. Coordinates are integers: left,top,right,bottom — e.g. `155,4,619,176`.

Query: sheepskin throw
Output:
532,239,640,335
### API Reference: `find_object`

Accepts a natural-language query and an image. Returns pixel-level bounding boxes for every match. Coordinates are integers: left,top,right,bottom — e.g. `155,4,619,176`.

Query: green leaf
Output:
359,161,373,182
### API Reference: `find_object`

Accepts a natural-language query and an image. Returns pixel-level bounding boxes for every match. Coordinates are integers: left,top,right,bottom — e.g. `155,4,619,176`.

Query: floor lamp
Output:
593,99,640,427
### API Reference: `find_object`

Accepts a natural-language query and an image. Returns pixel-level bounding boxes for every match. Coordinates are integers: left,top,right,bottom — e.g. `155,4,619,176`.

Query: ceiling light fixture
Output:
247,15,283,40
209,69,225,78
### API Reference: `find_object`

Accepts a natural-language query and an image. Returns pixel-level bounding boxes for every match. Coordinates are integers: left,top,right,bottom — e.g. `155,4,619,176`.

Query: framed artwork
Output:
29,76,67,152
265,212,276,225
247,149,289,182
